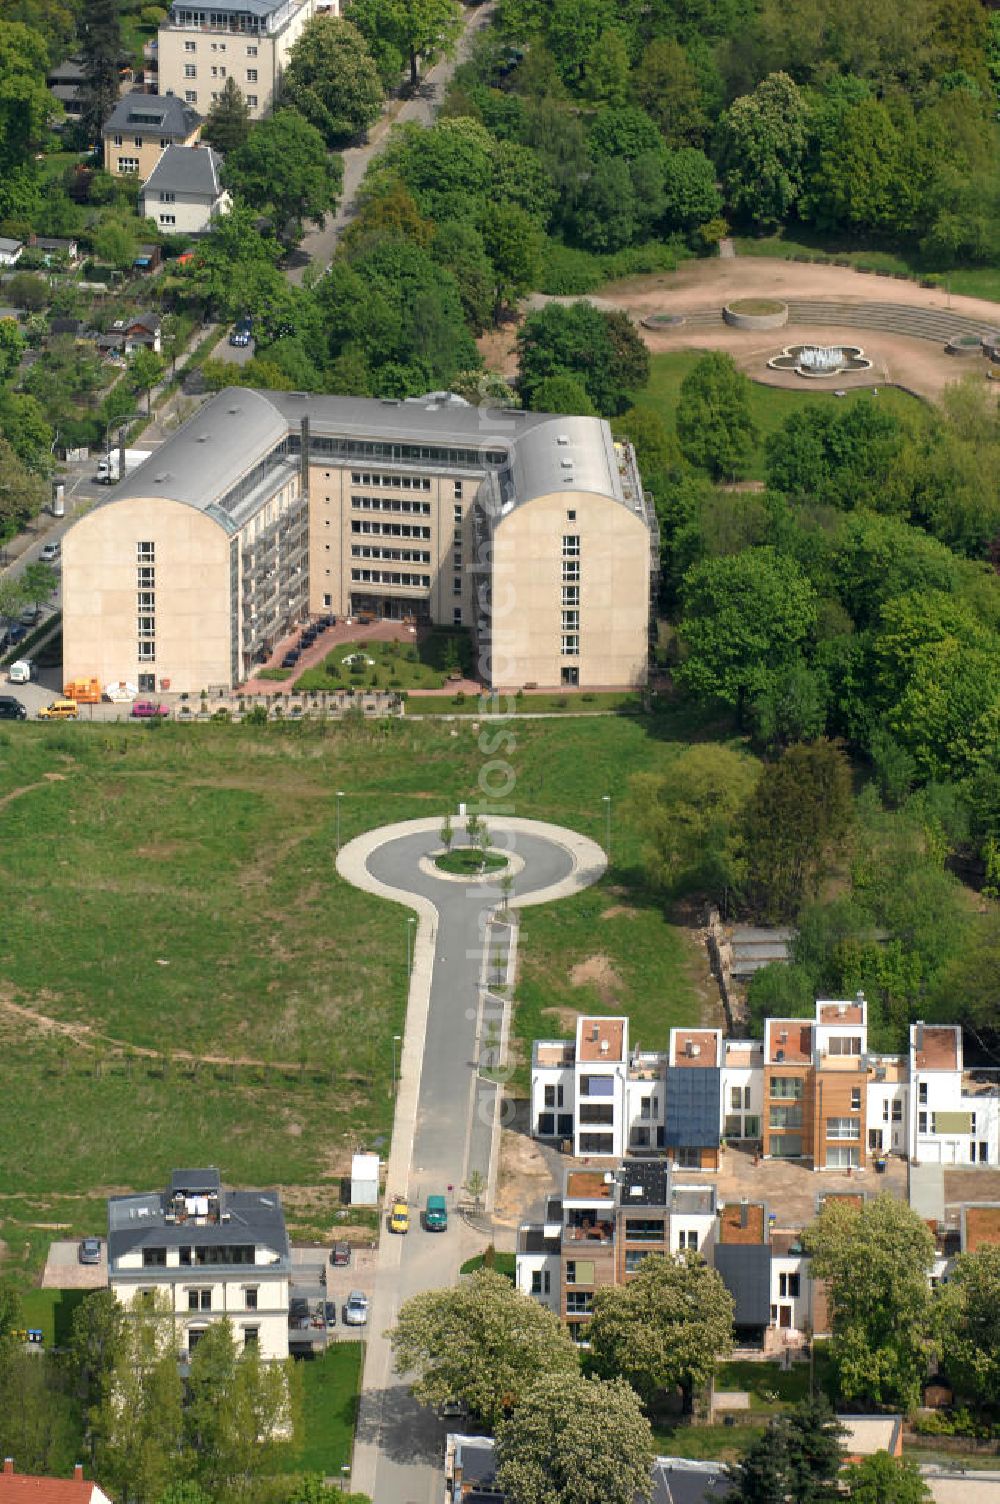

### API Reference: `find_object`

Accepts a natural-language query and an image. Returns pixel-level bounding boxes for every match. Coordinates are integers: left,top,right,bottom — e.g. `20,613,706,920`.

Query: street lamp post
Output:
406,915,415,976
392,1033,402,1095
602,794,612,862
335,789,344,853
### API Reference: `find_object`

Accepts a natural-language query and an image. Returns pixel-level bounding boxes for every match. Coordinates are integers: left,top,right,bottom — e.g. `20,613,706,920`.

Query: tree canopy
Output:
390,1268,579,1427
283,15,383,147
587,1251,735,1408
495,1372,654,1504
802,1195,936,1409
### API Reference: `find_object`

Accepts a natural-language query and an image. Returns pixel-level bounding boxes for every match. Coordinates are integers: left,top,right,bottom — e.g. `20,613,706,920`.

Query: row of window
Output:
351,495,431,516
351,520,431,540
137,542,155,664
350,568,430,588
183,39,258,54
351,546,431,564
183,64,257,79
351,472,433,492
112,134,172,148
184,90,258,106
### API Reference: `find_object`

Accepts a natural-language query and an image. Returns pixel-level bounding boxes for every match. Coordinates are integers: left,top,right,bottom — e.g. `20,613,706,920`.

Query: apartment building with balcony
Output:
156,0,323,119
910,1022,1000,1167
515,1162,717,1343
107,1168,290,1360
63,389,654,694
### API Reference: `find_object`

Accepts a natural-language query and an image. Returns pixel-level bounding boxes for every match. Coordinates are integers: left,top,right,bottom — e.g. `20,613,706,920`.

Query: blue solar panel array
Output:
664,1067,722,1147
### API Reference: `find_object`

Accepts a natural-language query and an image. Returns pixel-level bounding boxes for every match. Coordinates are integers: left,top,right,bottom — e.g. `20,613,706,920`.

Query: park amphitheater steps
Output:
676,301,999,342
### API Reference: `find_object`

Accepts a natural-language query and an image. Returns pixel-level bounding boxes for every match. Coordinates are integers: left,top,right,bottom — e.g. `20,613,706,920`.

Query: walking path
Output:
336,816,605,1504
286,2,497,285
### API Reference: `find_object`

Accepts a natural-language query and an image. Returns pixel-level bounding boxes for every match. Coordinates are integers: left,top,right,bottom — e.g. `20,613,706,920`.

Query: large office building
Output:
156,0,322,120
63,388,656,695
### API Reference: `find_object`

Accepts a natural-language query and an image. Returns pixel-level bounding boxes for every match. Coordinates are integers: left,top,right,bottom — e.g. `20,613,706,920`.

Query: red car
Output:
131,700,170,718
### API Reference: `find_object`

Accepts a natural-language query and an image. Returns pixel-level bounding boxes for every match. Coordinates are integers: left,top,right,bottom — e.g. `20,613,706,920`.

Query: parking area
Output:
290,1243,377,1345
41,1239,107,1289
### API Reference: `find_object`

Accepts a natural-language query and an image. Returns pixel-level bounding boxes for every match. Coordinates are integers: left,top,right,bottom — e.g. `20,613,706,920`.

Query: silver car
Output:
79,1237,101,1265
343,1291,368,1326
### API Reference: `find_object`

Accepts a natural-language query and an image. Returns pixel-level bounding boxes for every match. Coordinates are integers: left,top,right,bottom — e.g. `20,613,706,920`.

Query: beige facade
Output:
157,0,318,120
488,489,651,690
63,496,233,692
62,389,654,695
103,117,200,180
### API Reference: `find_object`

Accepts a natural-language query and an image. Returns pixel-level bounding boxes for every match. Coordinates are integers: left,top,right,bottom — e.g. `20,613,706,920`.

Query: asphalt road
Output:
349,825,581,1504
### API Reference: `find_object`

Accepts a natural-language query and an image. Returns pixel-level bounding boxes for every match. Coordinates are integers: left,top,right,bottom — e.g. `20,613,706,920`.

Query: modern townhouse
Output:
531,998,997,1174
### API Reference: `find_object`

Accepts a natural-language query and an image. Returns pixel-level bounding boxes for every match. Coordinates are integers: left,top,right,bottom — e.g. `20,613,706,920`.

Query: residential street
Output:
337,817,606,1504
285,2,497,285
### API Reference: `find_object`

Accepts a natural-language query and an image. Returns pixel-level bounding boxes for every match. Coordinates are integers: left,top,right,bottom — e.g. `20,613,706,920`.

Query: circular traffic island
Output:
435,848,509,876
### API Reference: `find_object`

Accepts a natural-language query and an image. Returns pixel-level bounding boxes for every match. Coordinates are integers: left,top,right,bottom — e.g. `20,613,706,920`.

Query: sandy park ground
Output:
484,257,1000,402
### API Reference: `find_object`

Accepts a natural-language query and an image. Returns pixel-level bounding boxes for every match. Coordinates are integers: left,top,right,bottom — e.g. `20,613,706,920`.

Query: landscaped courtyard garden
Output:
294,628,473,692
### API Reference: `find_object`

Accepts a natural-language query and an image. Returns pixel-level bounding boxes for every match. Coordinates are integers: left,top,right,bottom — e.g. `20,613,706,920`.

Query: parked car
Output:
38,699,78,719
19,605,41,626
7,659,36,684
389,1196,410,1234
0,696,27,721
6,623,27,646
331,1241,351,1267
289,1297,310,1321
439,1398,468,1419
131,700,170,718
425,1194,448,1232
281,651,299,668
79,1237,101,1265
323,1301,337,1327
40,541,60,562
229,317,252,347
343,1291,368,1326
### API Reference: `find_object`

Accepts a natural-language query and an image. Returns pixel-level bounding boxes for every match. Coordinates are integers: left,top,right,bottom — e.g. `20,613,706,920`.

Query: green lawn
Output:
715,1360,811,1413
18,1287,89,1346
295,629,472,694
733,233,1000,305
653,1422,766,1460
274,1344,363,1476
436,848,508,874
636,352,926,481
0,714,710,1274
460,1251,516,1278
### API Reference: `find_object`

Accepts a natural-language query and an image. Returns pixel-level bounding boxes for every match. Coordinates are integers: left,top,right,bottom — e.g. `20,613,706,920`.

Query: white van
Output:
7,659,35,684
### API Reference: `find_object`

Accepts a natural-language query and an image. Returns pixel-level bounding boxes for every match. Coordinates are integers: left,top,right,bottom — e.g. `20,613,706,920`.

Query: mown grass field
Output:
0,711,718,1274
274,1343,364,1476
635,353,926,481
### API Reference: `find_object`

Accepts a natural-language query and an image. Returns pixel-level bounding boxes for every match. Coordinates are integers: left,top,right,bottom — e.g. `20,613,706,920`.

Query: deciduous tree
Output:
588,1252,735,1409
224,110,341,242
495,1372,654,1504
801,1195,935,1410
843,1452,931,1504
676,547,818,716
676,353,758,480
717,71,809,229
740,739,852,921
630,744,758,903
390,1268,578,1427
283,15,383,147
347,0,463,89
938,1244,1000,1408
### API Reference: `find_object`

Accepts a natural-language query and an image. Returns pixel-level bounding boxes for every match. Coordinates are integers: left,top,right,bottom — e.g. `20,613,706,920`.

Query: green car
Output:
425,1194,448,1232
